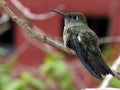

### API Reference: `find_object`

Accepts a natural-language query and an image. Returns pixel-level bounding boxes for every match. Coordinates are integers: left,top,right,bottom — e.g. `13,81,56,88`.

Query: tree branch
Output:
99,36,120,45
0,0,120,81
0,0,75,55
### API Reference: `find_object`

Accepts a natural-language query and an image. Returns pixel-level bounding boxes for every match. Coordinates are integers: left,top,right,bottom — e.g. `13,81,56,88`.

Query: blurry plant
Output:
0,63,13,90
21,72,46,90
40,52,76,90
0,52,76,90
102,47,115,65
102,47,114,59
0,63,30,90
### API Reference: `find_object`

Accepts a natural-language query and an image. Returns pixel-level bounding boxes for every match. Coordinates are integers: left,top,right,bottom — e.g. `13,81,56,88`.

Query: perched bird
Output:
51,10,114,79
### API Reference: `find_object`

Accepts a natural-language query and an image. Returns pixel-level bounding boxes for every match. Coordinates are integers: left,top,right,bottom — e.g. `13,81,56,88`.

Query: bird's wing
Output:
67,32,114,79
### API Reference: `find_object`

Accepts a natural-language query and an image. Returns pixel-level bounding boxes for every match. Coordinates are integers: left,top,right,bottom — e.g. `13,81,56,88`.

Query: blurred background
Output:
0,0,120,90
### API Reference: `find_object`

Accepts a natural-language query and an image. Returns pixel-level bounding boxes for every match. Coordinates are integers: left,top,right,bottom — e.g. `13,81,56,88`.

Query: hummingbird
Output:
51,10,114,79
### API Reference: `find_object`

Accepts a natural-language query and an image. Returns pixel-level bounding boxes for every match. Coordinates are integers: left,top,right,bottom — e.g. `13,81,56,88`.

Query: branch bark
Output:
0,0,120,80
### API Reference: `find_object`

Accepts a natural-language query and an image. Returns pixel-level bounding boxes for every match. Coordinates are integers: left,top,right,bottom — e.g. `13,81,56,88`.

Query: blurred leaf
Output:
40,52,67,78
0,74,12,90
40,52,76,90
21,72,46,90
5,80,30,90
0,63,12,73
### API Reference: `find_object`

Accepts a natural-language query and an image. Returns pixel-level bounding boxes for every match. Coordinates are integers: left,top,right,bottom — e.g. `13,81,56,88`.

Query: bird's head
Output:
51,9,87,25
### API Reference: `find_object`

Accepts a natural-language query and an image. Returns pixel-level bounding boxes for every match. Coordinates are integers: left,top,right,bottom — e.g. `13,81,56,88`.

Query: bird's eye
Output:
73,16,79,20
68,15,78,20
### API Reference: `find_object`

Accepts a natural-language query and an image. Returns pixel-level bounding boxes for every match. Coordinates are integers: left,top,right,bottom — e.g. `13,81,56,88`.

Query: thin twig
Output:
10,0,65,20
0,0,120,80
99,36,120,45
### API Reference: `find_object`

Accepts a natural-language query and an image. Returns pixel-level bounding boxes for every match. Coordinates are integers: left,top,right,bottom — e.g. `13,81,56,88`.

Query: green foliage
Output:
0,74,12,90
0,52,76,90
102,47,114,59
0,63,12,73
21,72,46,90
40,52,76,90
0,63,30,90
5,80,30,90
41,52,66,78
102,47,115,65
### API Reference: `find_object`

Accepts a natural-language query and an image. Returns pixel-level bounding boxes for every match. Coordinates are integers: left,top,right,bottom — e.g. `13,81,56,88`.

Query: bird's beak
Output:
50,9,67,17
